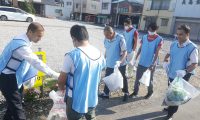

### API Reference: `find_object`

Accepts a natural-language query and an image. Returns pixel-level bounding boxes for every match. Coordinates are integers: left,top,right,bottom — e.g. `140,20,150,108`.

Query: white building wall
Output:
174,0,200,18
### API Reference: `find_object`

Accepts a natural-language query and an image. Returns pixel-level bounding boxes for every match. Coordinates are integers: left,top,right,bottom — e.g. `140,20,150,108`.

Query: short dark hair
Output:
124,18,132,25
27,22,44,33
177,24,190,34
148,22,159,31
70,25,89,41
104,26,113,33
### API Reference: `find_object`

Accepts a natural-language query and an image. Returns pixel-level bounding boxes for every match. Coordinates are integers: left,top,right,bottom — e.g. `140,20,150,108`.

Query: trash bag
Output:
139,69,151,86
103,67,123,92
163,77,200,106
47,90,68,120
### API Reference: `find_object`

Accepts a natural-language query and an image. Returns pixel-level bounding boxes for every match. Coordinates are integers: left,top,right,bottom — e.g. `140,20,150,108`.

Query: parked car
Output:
0,6,36,22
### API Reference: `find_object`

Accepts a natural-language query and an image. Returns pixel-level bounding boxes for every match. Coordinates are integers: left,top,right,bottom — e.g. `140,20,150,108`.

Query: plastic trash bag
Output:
139,69,151,86
163,77,200,106
103,67,123,92
47,90,67,120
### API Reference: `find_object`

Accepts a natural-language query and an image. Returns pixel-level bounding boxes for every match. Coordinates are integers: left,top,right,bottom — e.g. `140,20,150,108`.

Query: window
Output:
76,3,79,8
151,0,170,10
197,0,200,4
182,0,186,4
91,4,96,9
189,0,193,4
83,4,86,8
55,9,62,13
66,2,71,6
161,18,169,26
119,8,128,13
151,0,161,10
102,3,109,10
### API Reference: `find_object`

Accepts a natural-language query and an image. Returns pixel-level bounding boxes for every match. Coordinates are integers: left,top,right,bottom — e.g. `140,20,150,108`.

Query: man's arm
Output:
186,48,198,73
15,47,59,79
164,53,170,62
133,31,139,51
58,72,67,90
120,50,127,64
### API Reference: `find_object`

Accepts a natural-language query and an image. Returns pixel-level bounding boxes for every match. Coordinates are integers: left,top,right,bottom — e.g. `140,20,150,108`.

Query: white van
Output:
0,6,36,22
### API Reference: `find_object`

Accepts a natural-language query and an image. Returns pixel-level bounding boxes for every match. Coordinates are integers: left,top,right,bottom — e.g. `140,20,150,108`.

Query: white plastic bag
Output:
47,90,68,120
139,69,151,86
103,67,123,92
163,77,200,106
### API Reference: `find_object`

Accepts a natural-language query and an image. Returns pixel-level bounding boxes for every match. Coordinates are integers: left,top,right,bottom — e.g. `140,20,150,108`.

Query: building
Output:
0,0,18,7
140,0,176,34
172,0,200,41
73,0,101,22
44,0,73,19
111,0,143,28
96,0,112,25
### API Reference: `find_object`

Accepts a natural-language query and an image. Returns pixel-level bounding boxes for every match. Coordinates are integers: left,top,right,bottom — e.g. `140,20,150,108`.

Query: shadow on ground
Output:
117,111,167,120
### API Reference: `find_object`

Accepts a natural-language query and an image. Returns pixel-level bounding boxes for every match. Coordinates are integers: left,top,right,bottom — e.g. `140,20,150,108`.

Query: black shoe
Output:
98,93,109,99
144,93,153,99
123,94,129,102
129,92,138,98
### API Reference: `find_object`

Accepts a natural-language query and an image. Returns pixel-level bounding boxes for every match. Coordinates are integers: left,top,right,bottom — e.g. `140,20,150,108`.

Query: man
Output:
123,18,139,76
58,25,106,120
99,26,128,101
163,24,198,120
130,23,163,99
0,22,59,120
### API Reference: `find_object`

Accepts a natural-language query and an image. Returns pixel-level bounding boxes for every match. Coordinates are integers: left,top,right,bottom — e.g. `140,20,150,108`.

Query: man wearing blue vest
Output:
58,25,106,120
163,25,198,120
99,26,128,101
0,22,59,120
130,23,163,99
123,18,139,76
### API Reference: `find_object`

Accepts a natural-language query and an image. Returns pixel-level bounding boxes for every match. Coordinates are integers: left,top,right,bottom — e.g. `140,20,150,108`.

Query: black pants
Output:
133,65,155,95
167,73,192,117
0,73,26,120
66,97,96,120
103,65,129,94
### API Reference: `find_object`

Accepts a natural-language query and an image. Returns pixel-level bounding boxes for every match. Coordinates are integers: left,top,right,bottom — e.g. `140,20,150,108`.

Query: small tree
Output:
21,0,35,14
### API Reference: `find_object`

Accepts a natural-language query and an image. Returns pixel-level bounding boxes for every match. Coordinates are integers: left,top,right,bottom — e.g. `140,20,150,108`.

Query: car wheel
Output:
0,15,8,21
26,17,33,22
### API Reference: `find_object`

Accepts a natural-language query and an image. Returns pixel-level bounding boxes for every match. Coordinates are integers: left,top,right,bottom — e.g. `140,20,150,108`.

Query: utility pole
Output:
80,0,83,21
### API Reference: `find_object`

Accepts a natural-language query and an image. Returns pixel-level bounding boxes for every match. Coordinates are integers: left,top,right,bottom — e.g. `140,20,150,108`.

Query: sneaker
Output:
144,93,153,99
129,92,138,98
123,93,129,102
98,93,109,99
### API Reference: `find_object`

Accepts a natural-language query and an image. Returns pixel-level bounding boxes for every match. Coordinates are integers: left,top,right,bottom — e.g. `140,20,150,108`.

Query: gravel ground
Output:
0,17,200,120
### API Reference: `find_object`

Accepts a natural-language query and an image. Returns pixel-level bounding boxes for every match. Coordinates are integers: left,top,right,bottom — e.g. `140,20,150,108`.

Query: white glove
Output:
162,62,169,71
115,61,121,67
176,70,186,78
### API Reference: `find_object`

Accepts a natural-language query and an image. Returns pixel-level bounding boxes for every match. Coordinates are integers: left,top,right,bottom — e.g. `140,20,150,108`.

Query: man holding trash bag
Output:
0,22,59,120
163,24,198,120
130,23,163,99
99,26,128,102
123,18,139,72
58,25,106,120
